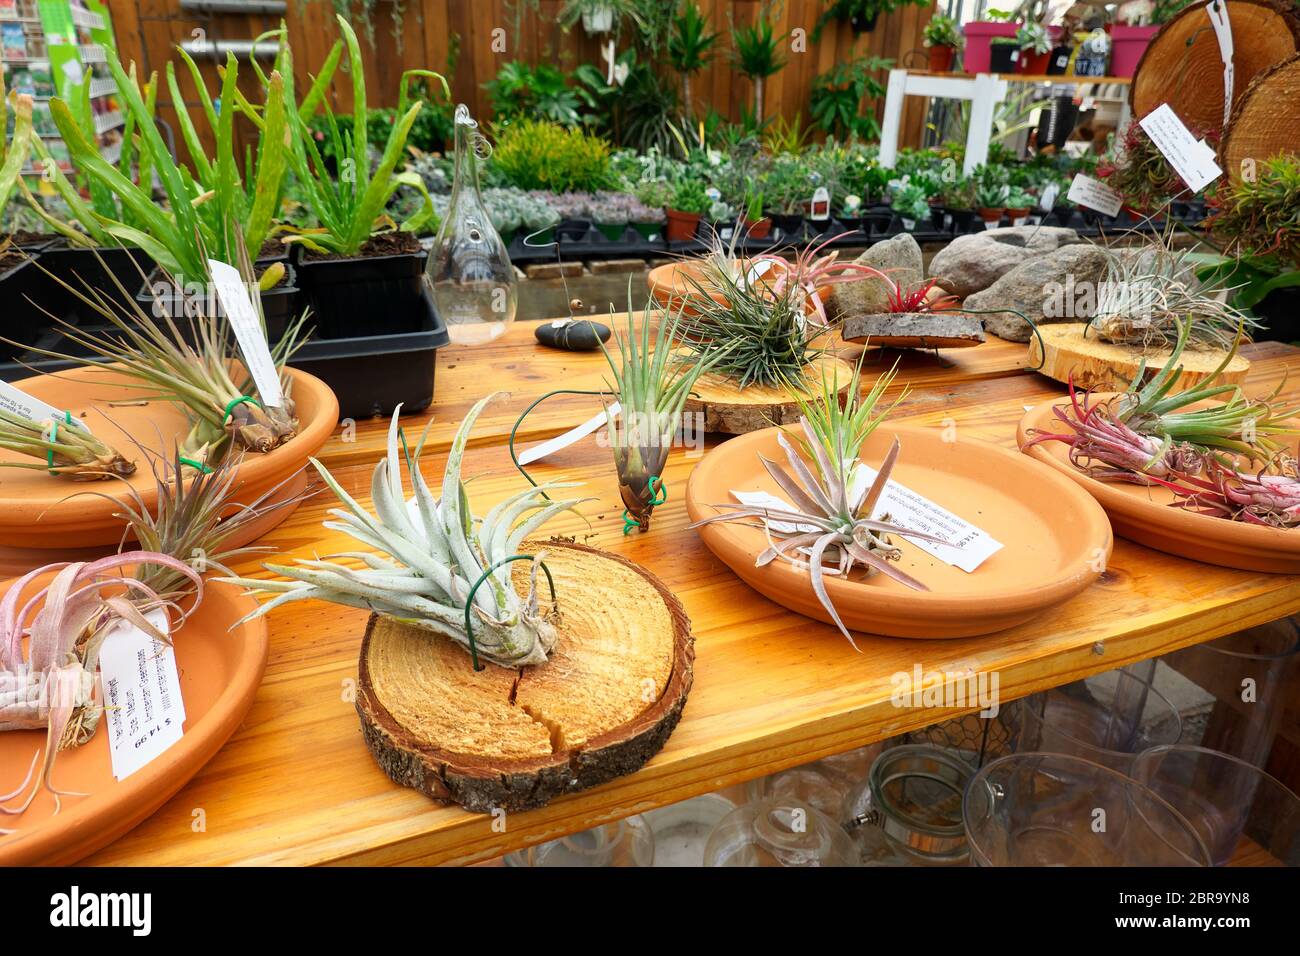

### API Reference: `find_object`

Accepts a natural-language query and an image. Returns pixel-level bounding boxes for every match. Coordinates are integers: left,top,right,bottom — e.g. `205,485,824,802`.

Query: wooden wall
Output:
104,0,930,161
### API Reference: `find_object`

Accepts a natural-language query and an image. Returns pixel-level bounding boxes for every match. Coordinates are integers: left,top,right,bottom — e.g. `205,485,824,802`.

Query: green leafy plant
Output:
731,5,787,123
486,61,588,127
490,119,615,193
1097,117,1206,213
1208,154,1300,268
813,0,930,39
1016,23,1051,54
923,14,961,48
575,50,683,154
810,58,891,141
0,407,134,480
560,0,637,32
669,177,711,215
890,181,929,222
0,83,33,226
668,0,718,117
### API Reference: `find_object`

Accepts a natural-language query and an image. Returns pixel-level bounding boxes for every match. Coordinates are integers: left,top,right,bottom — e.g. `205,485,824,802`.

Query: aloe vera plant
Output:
0,81,34,217
1,554,201,826
223,393,589,669
689,362,947,646
278,15,445,256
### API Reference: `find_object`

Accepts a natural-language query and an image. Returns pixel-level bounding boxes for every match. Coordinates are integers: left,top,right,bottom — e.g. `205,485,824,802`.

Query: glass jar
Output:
427,104,517,345
704,798,859,867
502,816,653,867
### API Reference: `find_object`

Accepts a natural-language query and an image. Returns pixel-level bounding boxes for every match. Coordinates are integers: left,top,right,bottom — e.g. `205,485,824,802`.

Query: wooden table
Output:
85,320,1300,866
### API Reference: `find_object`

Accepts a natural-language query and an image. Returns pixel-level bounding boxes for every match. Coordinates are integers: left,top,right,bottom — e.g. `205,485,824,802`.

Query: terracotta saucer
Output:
685,424,1113,639
0,579,267,865
1019,398,1300,573
0,364,337,556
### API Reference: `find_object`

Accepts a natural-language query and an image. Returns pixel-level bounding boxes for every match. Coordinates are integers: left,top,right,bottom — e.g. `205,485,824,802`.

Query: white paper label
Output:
731,464,1003,574
1139,104,1222,193
208,259,283,409
517,402,620,466
1067,174,1123,217
1206,1,1235,128
99,609,186,781
0,380,87,432
1039,183,1060,212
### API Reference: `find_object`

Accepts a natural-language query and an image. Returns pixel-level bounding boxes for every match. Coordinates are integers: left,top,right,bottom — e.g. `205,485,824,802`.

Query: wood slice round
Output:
1220,54,1300,184
1130,0,1300,136
683,353,855,435
356,540,693,814
841,311,985,350
1028,322,1250,392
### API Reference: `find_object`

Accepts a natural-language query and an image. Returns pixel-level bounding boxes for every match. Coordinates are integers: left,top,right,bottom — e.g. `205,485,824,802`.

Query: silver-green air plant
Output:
689,362,949,647
222,393,589,669
598,295,727,532
0,408,135,480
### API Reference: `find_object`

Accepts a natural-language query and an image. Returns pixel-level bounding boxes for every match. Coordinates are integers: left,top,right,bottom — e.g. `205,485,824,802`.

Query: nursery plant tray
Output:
1018,398,1300,572
685,424,1113,638
0,364,338,554
0,580,267,865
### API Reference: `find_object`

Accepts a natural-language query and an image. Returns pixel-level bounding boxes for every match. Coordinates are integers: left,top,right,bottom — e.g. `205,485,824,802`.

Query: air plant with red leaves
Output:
751,231,898,326
1,553,201,830
885,277,961,314
1153,460,1300,527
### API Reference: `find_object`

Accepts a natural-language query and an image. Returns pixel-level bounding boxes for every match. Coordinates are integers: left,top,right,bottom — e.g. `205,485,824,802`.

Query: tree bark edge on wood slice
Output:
683,353,855,435
1129,0,1300,136
1219,54,1300,185
841,312,985,350
1028,322,1250,392
356,540,694,813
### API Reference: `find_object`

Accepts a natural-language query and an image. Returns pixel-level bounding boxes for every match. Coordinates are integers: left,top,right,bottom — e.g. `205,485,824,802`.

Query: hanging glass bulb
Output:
427,104,517,345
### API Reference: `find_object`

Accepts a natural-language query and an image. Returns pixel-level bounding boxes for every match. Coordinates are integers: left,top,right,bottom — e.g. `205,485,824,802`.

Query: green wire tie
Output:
179,456,214,474
46,410,73,475
463,554,558,672
223,395,262,425
622,476,667,535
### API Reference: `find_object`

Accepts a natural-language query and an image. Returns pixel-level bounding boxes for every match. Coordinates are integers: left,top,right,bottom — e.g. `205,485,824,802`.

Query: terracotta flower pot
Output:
664,208,703,242
928,45,956,72
0,365,338,560
978,207,1005,228
745,216,773,239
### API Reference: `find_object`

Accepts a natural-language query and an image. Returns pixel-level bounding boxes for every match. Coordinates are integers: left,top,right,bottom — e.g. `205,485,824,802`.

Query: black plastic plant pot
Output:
296,248,425,334
769,213,805,239
0,255,50,365
1251,286,1300,343
990,43,1018,73
556,219,592,241
290,281,449,419
948,208,977,233
136,262,300,346
37,245,152,319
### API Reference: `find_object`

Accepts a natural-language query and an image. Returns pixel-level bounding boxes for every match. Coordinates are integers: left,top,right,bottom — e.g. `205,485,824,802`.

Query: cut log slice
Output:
1220,54,1300,185
683,353,855,435
356,540,693,813
1130,0,1300,136
841,311,985,350
1028,322,1250,392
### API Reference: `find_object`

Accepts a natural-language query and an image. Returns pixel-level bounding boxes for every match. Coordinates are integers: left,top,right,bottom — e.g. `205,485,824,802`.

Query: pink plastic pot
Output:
1110,24,1160,77
963,21,1018,73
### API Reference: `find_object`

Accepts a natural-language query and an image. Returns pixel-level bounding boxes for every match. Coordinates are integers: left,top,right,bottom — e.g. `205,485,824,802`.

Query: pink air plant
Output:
0,553,201,830
1152,462,1300,527
752,232,901,327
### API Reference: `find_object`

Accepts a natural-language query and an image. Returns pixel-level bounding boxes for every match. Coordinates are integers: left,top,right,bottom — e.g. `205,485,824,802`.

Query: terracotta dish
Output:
0,579,267,865
0,364,337,556
1019,398,1300,573
685,424,1112,638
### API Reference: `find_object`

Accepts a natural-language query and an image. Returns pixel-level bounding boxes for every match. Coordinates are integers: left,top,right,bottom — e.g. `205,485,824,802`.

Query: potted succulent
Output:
890,182,930,232
591,192,634,241
762,153,810,238
743,189,772,240
923,14,962,73
1004,187,1034,225
963,8,1019,72
1015,22,1055,75
633,179,673,241
560,0,629,35
665,178,711,242
946,176,979,233
975,179,1009,229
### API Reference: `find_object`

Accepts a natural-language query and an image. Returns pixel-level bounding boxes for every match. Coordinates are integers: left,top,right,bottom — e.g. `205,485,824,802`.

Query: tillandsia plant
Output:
1208,154,1300,266
886,277,960,314
0,409,135,480
689,362,947,647
222,394,589,670
278,15,447,256
750,231,895,327
1090,230,1260,350
598,295,727,533
10,245,302,465
1,553,202,826
1024,318,1300,483
1157,459,1300,527
1098,119,1212,214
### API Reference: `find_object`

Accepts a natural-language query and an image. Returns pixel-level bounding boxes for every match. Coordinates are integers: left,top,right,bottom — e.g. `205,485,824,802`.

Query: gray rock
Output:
534,319,612,351
826,233,923,319
966,244,1110,342
928,225,1083,298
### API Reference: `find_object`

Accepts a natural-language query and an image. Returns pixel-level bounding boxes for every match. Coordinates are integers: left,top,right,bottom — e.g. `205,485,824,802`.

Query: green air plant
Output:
1090,231,1260,351
688,361,944,646
1,82,35,220
1,553,202,826
222,394,589,670
668,0,718,118
1024,317,1300,482
731,6,787,124
598,293,727,533
8,246,302,465
0,409,134,480
279,15,446,256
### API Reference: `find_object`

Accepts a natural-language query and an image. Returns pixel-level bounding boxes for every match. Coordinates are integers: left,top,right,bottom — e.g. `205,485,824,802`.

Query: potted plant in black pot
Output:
815,0,930,36
890,181,930,233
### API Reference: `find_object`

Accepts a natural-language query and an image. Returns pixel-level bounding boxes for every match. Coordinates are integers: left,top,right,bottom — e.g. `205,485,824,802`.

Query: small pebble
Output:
535,319,612,351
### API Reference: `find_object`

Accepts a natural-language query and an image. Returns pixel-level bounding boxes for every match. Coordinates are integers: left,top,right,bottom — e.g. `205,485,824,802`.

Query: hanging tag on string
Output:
100,608,186,780
1138,104,1223,193
1206,0,1235,129
1067,174,1123,217
208,259,284,409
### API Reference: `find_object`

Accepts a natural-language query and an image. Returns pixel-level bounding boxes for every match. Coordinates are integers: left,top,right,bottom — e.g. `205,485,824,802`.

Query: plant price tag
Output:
208,259,284,409
0,380,87,432
1138,103,1222,193
1066,174,1123,217
99,608,186,781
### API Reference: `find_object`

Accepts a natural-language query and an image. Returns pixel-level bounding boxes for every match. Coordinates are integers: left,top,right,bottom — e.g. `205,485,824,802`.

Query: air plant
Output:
8,245,302,466
598,294,727,533
221,394,589,669
886,277,960,314
1024,318,1300,482
750,231,894,327
0,408,135,480
1,553,202,828
1089,230,1260,351
1159,459,1300,527
1098,119,1212,214
688,362,949,647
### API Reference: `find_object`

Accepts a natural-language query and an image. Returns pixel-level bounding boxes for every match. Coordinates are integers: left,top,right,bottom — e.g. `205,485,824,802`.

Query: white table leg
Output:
878,69,907,169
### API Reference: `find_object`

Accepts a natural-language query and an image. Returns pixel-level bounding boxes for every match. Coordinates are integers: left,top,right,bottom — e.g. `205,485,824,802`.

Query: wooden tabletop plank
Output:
84,344,1300,866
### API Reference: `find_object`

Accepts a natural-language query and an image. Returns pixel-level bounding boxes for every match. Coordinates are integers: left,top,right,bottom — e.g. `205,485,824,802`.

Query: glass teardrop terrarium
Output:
427,104,517,345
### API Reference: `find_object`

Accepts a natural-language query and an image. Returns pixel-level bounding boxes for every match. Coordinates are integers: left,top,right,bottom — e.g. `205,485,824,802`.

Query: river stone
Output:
928,226,1084,298
535,319,612,351
966,244,1110,342
825,232,924,320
